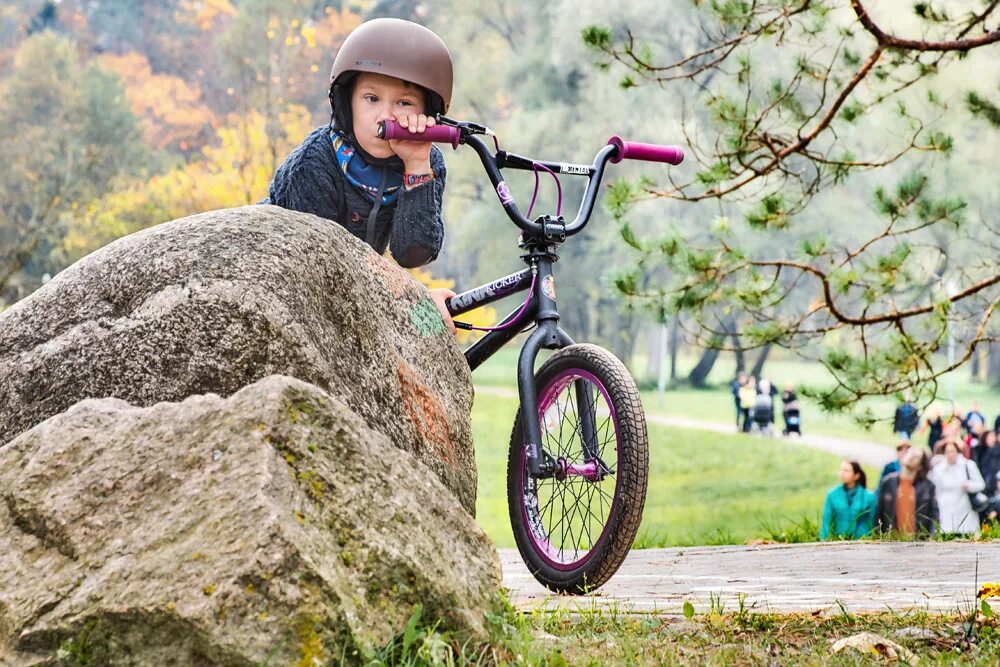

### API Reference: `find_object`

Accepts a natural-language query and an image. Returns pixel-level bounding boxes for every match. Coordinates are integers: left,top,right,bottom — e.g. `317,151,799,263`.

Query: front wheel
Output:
507,344,648,593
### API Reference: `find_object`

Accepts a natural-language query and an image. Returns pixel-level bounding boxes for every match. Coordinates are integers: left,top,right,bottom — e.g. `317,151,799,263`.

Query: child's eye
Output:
398,99,415,107
364,94,378,103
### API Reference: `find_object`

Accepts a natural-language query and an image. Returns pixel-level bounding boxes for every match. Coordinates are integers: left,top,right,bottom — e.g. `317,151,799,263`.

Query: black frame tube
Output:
443,130,624,477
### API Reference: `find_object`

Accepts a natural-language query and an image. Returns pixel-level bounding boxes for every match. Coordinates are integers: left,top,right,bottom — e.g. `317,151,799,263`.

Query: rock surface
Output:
0,375,501,666
0,205,476,513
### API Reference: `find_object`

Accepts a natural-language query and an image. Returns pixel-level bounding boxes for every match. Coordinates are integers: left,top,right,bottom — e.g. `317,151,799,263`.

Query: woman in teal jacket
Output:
820,460,877,540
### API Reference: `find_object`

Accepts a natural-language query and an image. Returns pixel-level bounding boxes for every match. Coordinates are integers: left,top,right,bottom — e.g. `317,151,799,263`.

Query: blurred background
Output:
2,0,999,545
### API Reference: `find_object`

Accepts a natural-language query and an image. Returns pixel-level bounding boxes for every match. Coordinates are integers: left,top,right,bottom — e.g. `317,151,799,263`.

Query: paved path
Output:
502,543,1000,614
475,385,896,468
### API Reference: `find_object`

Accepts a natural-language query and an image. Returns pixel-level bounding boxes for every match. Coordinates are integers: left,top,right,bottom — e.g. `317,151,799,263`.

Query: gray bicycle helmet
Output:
328,18,453,165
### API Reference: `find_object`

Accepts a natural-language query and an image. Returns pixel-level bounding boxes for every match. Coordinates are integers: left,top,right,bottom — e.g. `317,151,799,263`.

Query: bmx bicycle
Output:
379,117,684,593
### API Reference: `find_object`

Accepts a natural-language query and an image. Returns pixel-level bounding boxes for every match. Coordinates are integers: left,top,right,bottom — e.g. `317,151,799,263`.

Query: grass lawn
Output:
470,344,1000,447
472,391,846,548
373,596,1000,665
502,606,1000,666
468,341,1000,547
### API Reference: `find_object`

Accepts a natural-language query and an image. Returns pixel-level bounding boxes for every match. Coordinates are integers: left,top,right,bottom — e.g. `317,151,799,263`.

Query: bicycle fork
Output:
517,258,605,481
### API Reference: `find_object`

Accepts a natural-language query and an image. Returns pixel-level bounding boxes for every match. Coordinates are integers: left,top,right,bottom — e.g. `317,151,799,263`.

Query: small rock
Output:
893,626,939,641
831,632,917,664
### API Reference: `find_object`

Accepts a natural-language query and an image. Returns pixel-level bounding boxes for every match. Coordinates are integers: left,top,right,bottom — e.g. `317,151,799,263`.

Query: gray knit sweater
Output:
265,125,446,268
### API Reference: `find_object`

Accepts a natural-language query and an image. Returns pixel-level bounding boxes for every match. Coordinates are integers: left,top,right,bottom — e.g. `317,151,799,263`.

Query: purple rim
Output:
519,367,621,571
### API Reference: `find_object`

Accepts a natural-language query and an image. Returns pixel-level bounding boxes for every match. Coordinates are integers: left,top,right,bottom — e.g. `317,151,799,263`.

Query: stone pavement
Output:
501,542,1000,614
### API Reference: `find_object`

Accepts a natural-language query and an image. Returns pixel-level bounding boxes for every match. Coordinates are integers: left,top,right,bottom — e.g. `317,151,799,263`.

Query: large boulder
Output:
0,375,501,666
0,205,476,513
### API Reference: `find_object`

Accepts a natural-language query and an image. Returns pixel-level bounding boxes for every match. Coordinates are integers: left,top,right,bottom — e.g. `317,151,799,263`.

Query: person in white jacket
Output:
929,439,986,535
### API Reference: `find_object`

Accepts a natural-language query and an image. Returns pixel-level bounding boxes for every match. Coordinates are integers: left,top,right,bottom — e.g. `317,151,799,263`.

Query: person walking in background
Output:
976,430,1000,503
781,383,801,436
929,439,986,537
966,420,985,462
943,406,964,441
893,393,920,441
760,376,778,402
738,376,757,433
753,378,775,435
878,441,911,488
986,472,1000,526
918,405,944,451
731,373,747,429
820,460,877,540
964,402,986,434
876,447,938,538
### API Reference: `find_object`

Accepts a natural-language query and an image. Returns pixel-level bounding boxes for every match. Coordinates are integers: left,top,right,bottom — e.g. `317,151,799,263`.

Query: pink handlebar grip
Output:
607,136,684,165
378,120,461,148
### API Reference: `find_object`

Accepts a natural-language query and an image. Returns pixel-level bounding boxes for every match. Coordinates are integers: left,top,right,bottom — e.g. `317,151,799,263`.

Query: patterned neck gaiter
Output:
330,129,403,205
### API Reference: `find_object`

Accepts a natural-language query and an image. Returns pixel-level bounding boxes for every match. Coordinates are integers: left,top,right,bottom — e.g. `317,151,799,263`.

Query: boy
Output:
266,18,456,332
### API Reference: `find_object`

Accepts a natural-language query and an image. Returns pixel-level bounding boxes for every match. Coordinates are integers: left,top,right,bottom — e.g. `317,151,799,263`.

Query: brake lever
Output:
436,114,495,137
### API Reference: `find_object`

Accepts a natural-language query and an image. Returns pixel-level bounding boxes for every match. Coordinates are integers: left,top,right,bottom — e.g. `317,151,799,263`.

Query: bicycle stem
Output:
462,135,618,240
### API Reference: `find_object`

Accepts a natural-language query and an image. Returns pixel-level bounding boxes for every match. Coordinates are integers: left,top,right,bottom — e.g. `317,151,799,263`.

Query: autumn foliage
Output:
0,1,487,329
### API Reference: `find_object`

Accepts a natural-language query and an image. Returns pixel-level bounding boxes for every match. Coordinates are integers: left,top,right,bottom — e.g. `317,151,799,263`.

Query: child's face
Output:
350,72,425,159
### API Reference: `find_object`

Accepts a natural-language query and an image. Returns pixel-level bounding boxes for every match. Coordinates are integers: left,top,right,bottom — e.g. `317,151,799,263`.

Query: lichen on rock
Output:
0,376,501,666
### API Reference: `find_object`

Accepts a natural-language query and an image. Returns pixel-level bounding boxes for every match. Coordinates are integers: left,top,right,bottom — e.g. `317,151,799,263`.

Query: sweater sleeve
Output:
268,128,343,224
389,146,446,269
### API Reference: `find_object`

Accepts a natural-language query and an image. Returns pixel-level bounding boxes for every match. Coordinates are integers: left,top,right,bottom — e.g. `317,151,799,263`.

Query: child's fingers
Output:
428,288,457,335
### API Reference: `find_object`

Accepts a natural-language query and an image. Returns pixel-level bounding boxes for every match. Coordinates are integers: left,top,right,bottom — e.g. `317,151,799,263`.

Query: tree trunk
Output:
970,345,982,383
733,331,745,374
608,305,636,368
687,316,735,387
750,343,772,380
669,315,679,381
686,342,721,388
645,323,662,380
989,342,1000,389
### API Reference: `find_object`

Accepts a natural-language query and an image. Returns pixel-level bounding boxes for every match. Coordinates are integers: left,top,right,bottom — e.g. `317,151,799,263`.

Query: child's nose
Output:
377,103,396,122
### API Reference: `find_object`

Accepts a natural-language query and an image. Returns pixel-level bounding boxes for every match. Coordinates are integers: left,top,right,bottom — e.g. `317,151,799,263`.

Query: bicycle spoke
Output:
523,370,625,567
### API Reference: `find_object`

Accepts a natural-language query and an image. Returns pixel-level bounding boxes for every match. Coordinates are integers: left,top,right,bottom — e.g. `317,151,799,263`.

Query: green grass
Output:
360,593,1000,666
472,391,849,548
469,343,1000,548
638,349,1000,445
471,345,1000,447
639,386,904,446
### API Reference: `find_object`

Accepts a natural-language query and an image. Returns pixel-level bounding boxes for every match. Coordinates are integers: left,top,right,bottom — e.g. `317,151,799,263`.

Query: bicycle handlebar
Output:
376,119,683,238
607,136,684,165
377,120,462,148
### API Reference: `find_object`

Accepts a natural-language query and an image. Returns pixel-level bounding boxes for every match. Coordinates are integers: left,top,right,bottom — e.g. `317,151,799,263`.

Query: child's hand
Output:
428,287,457,336
389,114,435,173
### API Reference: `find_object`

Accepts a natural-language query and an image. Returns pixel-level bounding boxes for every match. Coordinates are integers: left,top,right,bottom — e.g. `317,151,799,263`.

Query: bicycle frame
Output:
446,135,620,479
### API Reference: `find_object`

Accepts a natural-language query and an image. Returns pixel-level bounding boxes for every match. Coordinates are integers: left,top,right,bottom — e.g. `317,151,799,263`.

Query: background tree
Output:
428,0,687,363
584,0,1000,411
0,31,142,305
